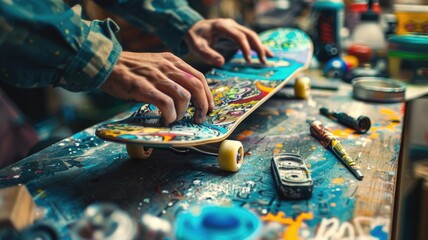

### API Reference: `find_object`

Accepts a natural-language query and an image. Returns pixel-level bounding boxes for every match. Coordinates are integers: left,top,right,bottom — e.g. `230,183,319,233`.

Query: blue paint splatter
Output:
371,225,388,240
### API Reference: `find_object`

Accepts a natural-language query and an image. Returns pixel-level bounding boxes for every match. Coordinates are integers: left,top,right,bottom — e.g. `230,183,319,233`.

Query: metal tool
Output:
309,120,364,180
271,153,313,199
320,107,371,133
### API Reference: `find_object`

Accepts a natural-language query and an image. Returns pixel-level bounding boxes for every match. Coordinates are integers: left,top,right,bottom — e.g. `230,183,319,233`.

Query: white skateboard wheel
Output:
217,140,244,172
294,76,311,99
126,144,153,159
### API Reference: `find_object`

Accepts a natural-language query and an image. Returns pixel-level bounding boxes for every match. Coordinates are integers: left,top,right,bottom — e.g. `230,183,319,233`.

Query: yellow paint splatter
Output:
331,178,344,184
37,189,47,198
369,132,379,140
262,211,314,240
306,163,311,168
331,128,355,138
379,108,395,116
277,127,285,131
312,146,317,150
380,107,401,122
275,143,283,148
322,157,326,160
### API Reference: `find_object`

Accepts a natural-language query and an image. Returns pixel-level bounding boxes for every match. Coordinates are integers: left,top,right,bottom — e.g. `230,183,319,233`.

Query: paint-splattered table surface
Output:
0,80,404,239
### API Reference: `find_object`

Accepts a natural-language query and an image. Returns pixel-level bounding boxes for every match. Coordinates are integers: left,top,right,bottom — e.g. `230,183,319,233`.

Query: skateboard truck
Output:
126,140,244,172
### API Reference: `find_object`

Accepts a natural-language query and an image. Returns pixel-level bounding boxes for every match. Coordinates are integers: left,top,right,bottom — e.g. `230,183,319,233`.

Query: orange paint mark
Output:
286,109,296,114
242,130,254,136
277,127,286,131
162,135,173,142
256,81,275,93
262,211,314,240
331,178,345,184
236,135,246,141
236,130,254,140
330,202,337,207
306,163,311,168
275,143,284,148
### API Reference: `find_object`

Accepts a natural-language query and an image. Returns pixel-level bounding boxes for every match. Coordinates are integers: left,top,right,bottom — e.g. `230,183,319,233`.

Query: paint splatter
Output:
332,178,345,184
262,212,313,240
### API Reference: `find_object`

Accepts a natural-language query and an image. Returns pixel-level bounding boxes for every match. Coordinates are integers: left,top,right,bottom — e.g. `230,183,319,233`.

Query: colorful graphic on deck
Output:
95,28,313,145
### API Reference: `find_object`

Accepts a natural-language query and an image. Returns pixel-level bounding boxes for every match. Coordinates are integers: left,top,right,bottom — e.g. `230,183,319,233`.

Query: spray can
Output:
310,0,345,63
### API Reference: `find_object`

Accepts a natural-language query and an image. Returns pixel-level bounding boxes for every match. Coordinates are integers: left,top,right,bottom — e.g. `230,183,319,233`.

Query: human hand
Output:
184,18,274,67
101,51,214,125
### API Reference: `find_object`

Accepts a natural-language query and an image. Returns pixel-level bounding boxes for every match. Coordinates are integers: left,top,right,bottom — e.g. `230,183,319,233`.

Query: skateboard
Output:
95,28,313,172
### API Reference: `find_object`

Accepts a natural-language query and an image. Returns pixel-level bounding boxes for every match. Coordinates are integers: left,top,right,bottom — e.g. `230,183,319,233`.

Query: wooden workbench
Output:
0,81,404,239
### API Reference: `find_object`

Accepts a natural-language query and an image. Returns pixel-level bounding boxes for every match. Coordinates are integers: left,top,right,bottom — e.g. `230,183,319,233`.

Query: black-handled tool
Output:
320,107,371,134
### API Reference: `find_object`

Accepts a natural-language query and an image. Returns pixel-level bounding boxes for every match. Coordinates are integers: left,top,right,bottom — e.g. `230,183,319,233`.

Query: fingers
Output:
185,34,225,67
102,51,214,126
135,68,209,125
173,59,215,112
149,78,191,122
236,25,275,63
158,53,213,124
165,68,210,124
136,87,178,125
215,22,253,63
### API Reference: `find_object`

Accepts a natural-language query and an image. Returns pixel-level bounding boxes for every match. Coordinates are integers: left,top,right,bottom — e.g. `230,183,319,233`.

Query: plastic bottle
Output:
347,0,381,33
350,0,386,59
311,0,345,63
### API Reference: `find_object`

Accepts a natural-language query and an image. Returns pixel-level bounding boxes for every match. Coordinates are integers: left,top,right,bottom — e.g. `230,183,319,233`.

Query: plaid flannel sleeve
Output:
92,0,204,55
0,0,122,92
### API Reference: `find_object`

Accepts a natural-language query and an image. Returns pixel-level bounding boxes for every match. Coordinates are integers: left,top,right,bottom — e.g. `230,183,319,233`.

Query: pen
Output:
320,107,371,134
309,120,364,180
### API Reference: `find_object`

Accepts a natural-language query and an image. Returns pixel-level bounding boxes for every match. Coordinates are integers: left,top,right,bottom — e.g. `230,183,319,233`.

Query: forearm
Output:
0,0,122,92
92,0,203,55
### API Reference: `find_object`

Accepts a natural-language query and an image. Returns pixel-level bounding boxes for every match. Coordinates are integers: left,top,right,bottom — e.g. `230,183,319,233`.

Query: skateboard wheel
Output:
218,140,244,172
126,144,153,159
294,76,311,99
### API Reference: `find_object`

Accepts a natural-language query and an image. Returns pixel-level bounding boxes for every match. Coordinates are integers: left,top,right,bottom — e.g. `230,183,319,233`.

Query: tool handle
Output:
320,108,371,133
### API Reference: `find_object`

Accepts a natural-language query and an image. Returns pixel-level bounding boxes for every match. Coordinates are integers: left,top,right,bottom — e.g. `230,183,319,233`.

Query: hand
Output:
184,18,274,67
101,51,214,125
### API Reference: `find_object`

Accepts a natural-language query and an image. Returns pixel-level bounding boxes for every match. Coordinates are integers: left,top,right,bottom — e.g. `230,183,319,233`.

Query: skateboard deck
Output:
96,28,313,149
